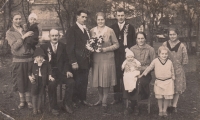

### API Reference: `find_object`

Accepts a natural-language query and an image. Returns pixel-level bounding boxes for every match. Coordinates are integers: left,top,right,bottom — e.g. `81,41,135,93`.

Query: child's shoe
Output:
33,109,37,115
18,102,25,109
158,112,163,116
27,102,33,109
163,112,168,117
37,109,42,114
171,107,177,113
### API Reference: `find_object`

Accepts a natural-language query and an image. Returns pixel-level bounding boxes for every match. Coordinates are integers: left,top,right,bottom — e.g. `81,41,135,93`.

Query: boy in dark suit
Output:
110,8,136,105
66,8,92,106
40,29,74,115
28,47,54,115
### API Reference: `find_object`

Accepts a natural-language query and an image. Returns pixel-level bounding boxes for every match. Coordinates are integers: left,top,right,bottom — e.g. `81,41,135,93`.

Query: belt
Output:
156,78,172,81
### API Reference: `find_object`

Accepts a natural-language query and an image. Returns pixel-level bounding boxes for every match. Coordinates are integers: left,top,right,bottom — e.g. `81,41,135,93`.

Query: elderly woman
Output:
89,12,119,113
123,32,156,115
6,12,34,109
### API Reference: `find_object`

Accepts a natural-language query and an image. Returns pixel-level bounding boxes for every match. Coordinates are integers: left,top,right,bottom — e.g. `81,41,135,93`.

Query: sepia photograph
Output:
0,0,199,119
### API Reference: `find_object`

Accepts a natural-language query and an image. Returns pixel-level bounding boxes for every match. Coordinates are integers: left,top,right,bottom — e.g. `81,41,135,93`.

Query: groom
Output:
66,8,92,107
110,8,136,105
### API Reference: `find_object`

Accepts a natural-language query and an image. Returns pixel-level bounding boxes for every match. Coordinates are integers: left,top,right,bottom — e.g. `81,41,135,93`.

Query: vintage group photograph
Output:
0,0,199,120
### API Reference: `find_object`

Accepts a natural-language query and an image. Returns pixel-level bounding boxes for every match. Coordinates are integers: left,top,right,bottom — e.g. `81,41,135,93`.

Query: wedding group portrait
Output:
0,0,199,120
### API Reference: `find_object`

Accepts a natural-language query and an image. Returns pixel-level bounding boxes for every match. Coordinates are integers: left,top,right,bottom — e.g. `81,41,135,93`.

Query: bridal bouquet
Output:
86,36,104,52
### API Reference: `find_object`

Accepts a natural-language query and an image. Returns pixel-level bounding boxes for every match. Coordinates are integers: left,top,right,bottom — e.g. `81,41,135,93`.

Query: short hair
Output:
168,27,179,35
158,46,169,56
11,11,22,20
28,12,38,20
76,8,89,16
95,12,106,20
136,32,147,39
116,8,126,14
49,29,59,35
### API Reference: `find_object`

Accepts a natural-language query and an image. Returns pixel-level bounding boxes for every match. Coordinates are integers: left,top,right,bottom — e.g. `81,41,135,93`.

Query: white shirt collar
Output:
34,59,45,64
50,42,58,49
118,21,125,28
76,22,85,33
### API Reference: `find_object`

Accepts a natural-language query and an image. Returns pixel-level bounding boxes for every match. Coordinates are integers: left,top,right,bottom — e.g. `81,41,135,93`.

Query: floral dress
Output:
163,40,188,94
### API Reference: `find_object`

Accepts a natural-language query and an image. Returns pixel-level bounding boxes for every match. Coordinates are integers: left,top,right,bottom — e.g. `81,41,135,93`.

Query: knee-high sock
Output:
163,99,169,112
32,95,37,111
25,92,32,104
19,92,25,103
172,94,179,107
102,87,109,106
158,99,163,112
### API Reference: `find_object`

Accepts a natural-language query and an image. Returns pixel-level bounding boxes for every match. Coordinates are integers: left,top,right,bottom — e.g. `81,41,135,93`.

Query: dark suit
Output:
66,23,90,102
110,22,136,101
28,61,51,96
40,42,74,110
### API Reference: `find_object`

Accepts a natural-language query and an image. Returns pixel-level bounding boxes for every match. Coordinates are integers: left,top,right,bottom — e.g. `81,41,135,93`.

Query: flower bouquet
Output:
86,36,104,52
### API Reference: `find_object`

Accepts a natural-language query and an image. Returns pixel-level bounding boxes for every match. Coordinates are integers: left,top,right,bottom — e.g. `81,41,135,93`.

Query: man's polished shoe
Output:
51,109,59,116
110,100,120,105
65,104,73,114
124,107,133,116
134,106,139,116
81,101,93,107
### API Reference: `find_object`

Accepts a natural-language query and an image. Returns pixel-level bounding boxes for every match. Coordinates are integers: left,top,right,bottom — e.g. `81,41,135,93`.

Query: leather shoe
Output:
93,101,102,106
134,106,139,116
103,106,108,113
110,100,120,105
65,105,73,114
82,101,93,107
124,107,133,116
51,109,59,116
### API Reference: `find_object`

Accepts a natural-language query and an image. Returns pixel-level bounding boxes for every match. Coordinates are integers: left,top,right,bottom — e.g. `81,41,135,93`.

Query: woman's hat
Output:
125,48,134,57
28,13,38,20
33,47,45,57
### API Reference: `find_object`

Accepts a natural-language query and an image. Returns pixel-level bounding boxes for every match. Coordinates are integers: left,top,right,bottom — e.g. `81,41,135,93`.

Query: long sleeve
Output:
6,31,23,50
66,28,77,64
103,29,119,52
121,60,127,70
135,59,141,68
28,62,33,76
47,62,52,76
143,59,155,76
182,45,188,65
63,44,71,72
37,24,43,36
171,63,175,80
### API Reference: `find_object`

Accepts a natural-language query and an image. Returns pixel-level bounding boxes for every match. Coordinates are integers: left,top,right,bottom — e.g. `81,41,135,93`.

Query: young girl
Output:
122,48,141,92
163,27,188,113
28,47,54,114
139,46,175,117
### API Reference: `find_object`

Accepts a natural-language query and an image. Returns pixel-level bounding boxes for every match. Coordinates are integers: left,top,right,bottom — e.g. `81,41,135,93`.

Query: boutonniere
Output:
124,24,129,36
47,47,51,62
123,24,129,46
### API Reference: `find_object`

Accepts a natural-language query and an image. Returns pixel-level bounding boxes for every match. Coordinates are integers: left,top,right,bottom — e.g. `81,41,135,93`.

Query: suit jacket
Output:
40,41,71,75
66,24,90,69
110,22,136,68
28,61,52,86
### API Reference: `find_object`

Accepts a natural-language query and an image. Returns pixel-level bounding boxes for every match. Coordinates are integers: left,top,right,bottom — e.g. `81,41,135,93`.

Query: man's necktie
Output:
119,24,123,31
53,44,57,53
